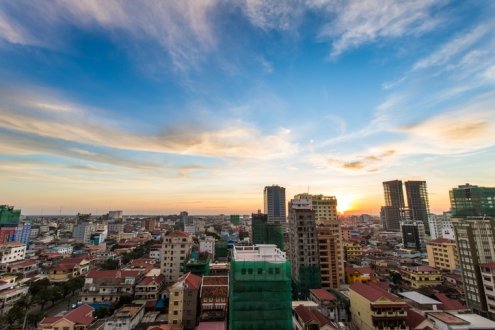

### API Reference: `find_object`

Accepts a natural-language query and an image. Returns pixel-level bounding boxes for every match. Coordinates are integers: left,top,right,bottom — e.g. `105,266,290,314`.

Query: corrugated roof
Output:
309,288,336,301
351,282,401,302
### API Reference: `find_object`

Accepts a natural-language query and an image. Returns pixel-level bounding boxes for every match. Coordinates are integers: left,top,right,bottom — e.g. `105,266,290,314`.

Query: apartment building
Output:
160,231,193,284
350,282,408,330
200,275,229,322
479,262,495,319
168,272,202,329
344,240,363,262
401,265,442,289
134,274,166,301
426,238,458,271
0,242,26,264
80,270,143,304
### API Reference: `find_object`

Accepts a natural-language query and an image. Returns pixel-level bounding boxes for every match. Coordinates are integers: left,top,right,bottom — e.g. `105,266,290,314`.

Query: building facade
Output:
288,198,321,298
264,185,286,224
160,231,193,283
251,212,284,249
450,184,495,218
168,272,202,329
426,238,458,271
381,180,405,232
405,180,431,234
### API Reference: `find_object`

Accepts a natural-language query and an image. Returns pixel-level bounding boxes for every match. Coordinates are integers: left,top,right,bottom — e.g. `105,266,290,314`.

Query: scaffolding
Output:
229,246,292,330
295,265,322,299
0,205,20,225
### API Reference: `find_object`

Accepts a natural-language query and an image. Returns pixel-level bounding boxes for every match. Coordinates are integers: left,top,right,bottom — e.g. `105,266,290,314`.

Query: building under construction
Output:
228,244,292,330
251,212,284,250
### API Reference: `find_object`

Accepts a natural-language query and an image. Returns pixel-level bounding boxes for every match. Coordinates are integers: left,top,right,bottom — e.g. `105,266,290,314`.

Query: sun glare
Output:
336,195,353,214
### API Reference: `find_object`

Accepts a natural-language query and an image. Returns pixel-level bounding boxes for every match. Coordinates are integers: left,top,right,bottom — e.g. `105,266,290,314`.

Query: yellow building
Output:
426,238,458,271
400,265,442,289
345,267,377,284
168,272,202,329
344,241,363,261
39,304,95,330
349,282,408,330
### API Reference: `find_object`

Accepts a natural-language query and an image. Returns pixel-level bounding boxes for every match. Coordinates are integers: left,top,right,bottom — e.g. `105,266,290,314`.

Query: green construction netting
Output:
294,265,321,299
0,206,20,225
252,220,284,250
229,260,292,330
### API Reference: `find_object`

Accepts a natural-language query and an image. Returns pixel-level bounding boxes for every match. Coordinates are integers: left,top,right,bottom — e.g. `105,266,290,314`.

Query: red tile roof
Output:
405,265,439,273
350,282,401,302
202,276,229,286
138,275,165,286
432,292,467,311
65,304,95,325
177,272,202,289
407,309,426,329
167,231,190,237
345,267,374,276
428,238,454,244
294,305,331,326
310,288,336,301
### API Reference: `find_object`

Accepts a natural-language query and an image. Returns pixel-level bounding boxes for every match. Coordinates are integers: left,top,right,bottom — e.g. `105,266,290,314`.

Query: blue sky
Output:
1,1,494,214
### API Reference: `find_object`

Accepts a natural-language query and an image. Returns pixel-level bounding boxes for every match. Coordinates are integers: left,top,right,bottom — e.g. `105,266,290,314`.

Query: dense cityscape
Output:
1,1,495,330
0,182,494,329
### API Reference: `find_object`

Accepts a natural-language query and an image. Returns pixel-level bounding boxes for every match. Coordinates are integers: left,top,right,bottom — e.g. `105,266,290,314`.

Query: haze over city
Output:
1,1,495,215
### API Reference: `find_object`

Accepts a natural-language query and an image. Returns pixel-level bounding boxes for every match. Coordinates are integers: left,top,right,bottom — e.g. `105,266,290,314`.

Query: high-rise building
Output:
251,212,284,250
426,238,458,271
161,231,193,284
72,222,93,243
405,181,431,234
292,193,343,290
264,185,286,224
454,217,495,317
293,193,338,225
228,245,292,330
450,184,495,217
288,197,321,298
381,180,405,231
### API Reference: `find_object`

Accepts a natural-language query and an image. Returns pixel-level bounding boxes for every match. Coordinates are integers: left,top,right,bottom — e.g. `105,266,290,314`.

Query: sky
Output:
1,1,495,215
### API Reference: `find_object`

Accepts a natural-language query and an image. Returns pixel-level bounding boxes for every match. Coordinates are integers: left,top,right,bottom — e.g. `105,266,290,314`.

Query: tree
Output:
100,258,119,270
28,278,50,297
95,307,110,319
66,276,85,296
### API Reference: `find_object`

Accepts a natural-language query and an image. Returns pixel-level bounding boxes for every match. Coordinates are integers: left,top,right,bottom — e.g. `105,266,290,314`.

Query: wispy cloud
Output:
314,0,445,58
0,85,296,161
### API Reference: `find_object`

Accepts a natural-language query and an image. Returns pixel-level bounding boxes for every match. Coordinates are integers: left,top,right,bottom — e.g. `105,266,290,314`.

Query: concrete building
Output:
454,217,495,316
344,241,363,261
104,304,145,330
401,265,442,289
426,238,458,271
134,274,166,301
39,304,95,330
288,198,321,298
0,242,26,264
479,262,495,319
350,282,408,330
251,212,284,249
401,221,426,251
48,244,74,255
429,213,454,240
160,231,193,284
80,270,142,304
450,184,495,218
168,272,202,329
200,275,229,322
73,221,93,243
405,181,431,235
293,194,338,226
229,245,292,330
264,185,286,224
381,180,405,232
318,225,344,290
199,236,215,259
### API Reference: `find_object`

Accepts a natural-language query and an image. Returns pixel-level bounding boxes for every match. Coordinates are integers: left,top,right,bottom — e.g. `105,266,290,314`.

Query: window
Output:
175,292,179,296
173,311,178,315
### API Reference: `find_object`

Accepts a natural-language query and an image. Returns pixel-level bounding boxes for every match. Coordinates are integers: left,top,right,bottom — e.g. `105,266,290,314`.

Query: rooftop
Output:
309,288,336,301
428,238,455,244
202,276,229,286
399,291,442,305
233,244,286,262
350,282,402,303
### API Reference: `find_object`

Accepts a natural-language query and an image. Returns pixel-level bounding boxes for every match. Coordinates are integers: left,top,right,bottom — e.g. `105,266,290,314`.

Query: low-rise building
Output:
426,238,458,271
48,244,74,255
0,286,28,313
345,267,376,284
309,289,340,322
48,256,92,283
104,304,145,330
80,270,143,305
0,242,26,264
344,241,363,261
168,272,202,330
39,304,95,330
292,304,336,330
349,282,408,330
401,265,442,289
134,274,166,301
3,259,38,276
200,276,229,322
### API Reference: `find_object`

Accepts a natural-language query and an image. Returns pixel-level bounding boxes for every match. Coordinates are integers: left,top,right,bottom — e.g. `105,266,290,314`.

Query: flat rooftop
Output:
233,244,286,262
399,291,442,305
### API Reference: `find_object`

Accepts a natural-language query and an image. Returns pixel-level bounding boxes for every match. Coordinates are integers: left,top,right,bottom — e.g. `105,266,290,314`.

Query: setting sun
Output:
336,195,353,214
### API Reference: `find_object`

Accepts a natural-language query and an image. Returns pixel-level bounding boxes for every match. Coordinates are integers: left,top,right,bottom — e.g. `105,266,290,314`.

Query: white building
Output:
72,222,94,243
199,236,215,259
184,224,196,235
293,193,338,225
428,212,454,240
160,231,193,284
48,244,73,255
104,304,144,330
0,243,26,264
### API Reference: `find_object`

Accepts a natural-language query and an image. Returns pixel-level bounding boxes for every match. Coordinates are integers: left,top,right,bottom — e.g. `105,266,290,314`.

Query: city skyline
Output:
1,2,495,215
